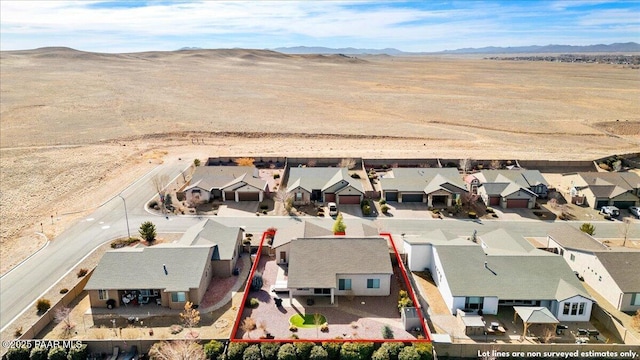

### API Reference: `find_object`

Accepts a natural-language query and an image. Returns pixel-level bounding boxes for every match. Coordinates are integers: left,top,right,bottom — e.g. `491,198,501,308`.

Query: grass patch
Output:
289,314,326,328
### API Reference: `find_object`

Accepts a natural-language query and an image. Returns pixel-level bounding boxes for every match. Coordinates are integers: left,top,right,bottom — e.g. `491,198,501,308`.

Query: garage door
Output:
338,195,361,204
402,193,424,202
385,192,398,202
595,200,608,209
224,191,236,201
324,193,336,202
238,192,260,201
613,201,636,209
506,199,529,208
489,197,500,206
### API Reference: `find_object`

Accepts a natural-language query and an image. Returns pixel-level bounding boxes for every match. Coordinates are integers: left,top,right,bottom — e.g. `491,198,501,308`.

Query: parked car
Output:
630,206,640,218
600,206,620,218
328,202,338,217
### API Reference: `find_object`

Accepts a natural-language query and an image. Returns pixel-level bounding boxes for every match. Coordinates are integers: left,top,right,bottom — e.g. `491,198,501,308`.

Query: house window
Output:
367,279,380,289
171,292,186,302
295,192,302,201
563,302,570,315
339,279,352,291
570,254,575,261
632,293,640,306
98,290,109,300
465,296,484,310
571,303,578,315
578,302,586,315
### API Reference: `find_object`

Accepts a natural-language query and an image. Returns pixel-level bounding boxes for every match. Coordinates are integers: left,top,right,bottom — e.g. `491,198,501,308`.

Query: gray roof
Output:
573,172,640,199
85,245,213,292
380,168,466,194
472,170,548,188
272,221,333,248
435,245,590,301
185,166,266,192
178,219,241,260
595,251,640,292
287,167,363,193
479,228,537,255
404,229,467,245
288,238,393,289
514,306,559,324
547,224,607,252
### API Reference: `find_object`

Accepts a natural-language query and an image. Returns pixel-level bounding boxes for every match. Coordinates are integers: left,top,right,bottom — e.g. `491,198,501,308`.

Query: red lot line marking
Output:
231,230,431,343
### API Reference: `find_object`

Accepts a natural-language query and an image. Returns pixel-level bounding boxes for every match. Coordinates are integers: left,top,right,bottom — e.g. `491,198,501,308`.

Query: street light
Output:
118,194,131,238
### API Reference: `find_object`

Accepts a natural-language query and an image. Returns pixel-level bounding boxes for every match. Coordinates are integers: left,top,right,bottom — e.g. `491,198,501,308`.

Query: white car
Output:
327,202,338,217
600,206,620,218
630,206,640,218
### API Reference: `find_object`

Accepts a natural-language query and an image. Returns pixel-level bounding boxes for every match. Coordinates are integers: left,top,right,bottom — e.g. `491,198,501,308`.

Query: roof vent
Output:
163,264,168,275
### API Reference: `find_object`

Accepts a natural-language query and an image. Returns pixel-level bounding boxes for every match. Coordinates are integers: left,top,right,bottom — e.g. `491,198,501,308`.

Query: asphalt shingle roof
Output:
287,167,363,193
178,219,241,260
594,251,640,292
380,168,466,194
287,238,393,289
185,166,266,191
547,224,607,252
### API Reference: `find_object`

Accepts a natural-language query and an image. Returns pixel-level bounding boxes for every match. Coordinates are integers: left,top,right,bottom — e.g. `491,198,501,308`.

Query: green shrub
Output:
59,288,69,294
381,204,390,214
67,344,88,360
379,199,386,205
290,334,299,339
194,158,201,167
29,346,48,360
486,207,494,213
4,346,29,360
398,346,420,360
260,203,269,210
398,290,413,311
227,342,248,360
380,342,405,360
362,204,371,216
468,211,477,219
47,347,67,360
251,272,263,290
357,343,374,359
111,237,139,248
309,346,328,360
246,298,259,308
372,347,390,360
243,344,261,360
277,344,297,360
361,199,371,207
36,298,50,314
350,173,360,179
288,324,297,332
294,342,314,359
261,342,280,360
322,342,341,360
204,340,225,359
13,326,22,338
339,343,362,360
382,324,394,339
273,173,281,179
76,268,88,277
431,209,440,214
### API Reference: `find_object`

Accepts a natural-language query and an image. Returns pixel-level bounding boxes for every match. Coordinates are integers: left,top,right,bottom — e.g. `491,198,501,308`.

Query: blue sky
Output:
1,1,638,53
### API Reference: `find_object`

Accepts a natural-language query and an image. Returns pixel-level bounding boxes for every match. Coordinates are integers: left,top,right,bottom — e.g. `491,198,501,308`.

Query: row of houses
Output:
86,218,639,324
183,163,640,210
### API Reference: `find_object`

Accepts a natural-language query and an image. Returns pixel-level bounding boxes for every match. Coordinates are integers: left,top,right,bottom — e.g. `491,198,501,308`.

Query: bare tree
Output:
180,301,201,339
152,174,170,204
148,340,206,360
459,158,471,174
490,160,501,170
274,188,294,214
241,317,257,339
619,217,634,247
307,159,317,167
54,307,75,338
314,313,323,338
338,158,357,169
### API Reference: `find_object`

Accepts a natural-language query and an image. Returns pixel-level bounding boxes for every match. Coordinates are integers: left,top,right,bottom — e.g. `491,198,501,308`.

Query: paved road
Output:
1,162,637,330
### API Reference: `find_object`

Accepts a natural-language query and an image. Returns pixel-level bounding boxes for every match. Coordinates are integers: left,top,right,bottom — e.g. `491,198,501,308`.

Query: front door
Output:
280,251,287,263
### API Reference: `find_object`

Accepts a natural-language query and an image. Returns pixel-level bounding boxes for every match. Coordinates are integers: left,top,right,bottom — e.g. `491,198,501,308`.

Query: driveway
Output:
217,202,260,217
381,203,433,219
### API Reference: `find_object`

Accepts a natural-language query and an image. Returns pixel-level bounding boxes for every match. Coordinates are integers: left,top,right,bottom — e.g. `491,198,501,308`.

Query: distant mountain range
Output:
273,42,640,55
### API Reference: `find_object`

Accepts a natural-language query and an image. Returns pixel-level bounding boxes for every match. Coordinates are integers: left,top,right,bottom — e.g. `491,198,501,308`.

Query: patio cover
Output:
513,306,559,338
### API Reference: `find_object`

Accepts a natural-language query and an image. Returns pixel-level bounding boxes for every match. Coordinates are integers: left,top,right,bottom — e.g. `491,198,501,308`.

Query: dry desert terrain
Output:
1,47,639,273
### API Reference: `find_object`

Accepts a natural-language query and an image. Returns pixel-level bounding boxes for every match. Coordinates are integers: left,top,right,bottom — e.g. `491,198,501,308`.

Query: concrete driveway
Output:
381,202,434,219
217,201,259,217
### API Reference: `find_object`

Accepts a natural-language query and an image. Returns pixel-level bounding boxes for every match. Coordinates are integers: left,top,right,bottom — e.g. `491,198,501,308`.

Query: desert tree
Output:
490,159,501,170
180,301,201,338
314,312,323,338
152,174,170,203
338,158,357,169
193,158,201,167
580,223,595,236
459,158,471,174
619,217,634,247
274,188,294,214
148,340,205,360
241,317,256,339
139,221,157,243
54,307,75,338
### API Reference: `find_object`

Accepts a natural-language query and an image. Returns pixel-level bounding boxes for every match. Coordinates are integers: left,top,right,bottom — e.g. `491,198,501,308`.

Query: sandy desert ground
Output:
1,48,639,273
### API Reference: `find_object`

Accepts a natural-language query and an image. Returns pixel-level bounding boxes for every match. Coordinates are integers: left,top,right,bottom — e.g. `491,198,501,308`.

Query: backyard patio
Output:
235,257,425,340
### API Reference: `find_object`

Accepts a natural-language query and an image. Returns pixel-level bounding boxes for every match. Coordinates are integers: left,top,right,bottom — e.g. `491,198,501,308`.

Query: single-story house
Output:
184,166,268,204
379,168,467,206
546,224,640,312
85,220,242,310
465,170,546,208
287,167,364,205
404,228,593,321
561,172,640,209
286,238,394,304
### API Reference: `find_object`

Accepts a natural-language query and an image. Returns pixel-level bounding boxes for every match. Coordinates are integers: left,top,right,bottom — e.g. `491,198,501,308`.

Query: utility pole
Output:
118,194,131,238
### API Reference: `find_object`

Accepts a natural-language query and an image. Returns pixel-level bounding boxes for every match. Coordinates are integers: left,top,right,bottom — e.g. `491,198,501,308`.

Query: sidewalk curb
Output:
0,233,50,279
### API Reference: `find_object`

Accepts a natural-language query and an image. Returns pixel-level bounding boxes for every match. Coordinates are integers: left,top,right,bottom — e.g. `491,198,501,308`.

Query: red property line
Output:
231,231,431,343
